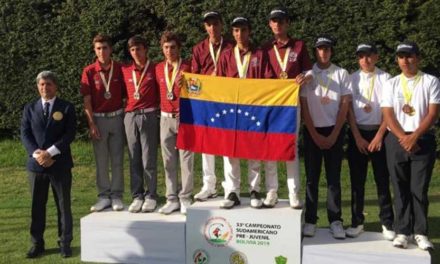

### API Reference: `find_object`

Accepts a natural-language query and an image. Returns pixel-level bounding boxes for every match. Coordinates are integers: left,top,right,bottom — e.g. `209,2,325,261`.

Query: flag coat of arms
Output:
176,73,299,161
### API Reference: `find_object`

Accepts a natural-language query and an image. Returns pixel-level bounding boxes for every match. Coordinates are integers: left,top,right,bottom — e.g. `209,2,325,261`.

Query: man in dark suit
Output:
21,71,76,258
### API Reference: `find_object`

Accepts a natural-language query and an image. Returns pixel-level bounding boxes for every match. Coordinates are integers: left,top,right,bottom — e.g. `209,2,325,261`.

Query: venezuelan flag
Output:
176,73,299,161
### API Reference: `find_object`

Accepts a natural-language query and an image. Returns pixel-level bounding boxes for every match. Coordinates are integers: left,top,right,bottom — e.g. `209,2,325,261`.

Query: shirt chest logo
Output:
288,52,298,62
250,57,259,67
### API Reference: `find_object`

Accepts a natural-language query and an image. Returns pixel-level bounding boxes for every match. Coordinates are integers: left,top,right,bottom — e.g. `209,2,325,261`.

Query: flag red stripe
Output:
176,124,296,161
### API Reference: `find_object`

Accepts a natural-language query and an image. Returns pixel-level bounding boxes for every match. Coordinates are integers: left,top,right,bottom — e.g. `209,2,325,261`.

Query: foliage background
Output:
0,0,439,150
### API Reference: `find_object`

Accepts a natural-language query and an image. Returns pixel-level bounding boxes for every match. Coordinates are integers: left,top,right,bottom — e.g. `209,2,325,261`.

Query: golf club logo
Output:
204,216,233,247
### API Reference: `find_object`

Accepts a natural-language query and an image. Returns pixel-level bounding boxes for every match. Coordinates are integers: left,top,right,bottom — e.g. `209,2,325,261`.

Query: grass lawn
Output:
0,139,439,264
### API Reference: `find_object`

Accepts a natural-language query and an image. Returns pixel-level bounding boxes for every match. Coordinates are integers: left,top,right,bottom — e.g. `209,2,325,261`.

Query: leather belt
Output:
93,109,124,118
130,107,158,115
161,111,178,118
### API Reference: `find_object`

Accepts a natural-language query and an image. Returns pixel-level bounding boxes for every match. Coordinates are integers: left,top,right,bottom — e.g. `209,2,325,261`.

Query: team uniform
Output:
80,60,125,204
348,67,394,232
191,37,233,198
217,45,274,207
381,69,440,248
301,63,351,232
263,37,312,206
121,60,160,212
156,59,194,214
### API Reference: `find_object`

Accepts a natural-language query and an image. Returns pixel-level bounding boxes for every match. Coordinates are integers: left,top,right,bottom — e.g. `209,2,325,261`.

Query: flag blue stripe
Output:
180,98,296,133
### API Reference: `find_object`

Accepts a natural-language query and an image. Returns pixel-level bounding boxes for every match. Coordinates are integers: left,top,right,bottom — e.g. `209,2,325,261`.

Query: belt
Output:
161,111,178,118
130,107,158,115
357,124,380,131
93,108,124,118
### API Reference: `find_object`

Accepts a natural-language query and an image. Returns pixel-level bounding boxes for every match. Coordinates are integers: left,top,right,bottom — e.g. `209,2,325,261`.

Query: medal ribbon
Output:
99,60,114,95
209,38,223,71
132,60,150,96
234,46,251,79
316,66,333,97
273,45,291,73
164,58,182,95
361,70,376,104
400,71,421,104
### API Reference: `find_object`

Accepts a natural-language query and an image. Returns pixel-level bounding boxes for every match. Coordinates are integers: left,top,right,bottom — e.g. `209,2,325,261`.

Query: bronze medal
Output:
363,104,372,113
279,71,288,79
133,92,140,100
320,96,330,105
104,91,112,100
167,91,174,101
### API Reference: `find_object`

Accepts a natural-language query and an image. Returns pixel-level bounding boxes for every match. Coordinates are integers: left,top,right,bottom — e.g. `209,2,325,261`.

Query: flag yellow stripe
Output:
181,73,299,106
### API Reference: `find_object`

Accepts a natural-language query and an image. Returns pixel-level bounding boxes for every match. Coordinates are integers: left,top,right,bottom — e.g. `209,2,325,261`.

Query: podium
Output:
302,228,431,264
186,198,302,264
81,210,186,264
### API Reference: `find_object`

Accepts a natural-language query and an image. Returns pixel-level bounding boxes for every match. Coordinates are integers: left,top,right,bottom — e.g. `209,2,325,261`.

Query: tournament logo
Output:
52,111,63,121
187,77,202,95
229,251,247,264
204,216,233,247
275,255,288,264
193,249,209,264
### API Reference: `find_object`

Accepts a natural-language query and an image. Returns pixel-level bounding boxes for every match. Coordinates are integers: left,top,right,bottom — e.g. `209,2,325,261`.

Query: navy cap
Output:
203,11,221,22
231,16,250,27
356,43,377,55
396,41,420,55
269,8,289,20
314,36,334,48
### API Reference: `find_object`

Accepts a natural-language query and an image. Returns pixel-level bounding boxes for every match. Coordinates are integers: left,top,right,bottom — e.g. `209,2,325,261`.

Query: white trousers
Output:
287,105,301,195
201,154,216,191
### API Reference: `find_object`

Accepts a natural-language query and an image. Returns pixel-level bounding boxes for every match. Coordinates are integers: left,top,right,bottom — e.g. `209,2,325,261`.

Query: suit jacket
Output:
21,97,76,173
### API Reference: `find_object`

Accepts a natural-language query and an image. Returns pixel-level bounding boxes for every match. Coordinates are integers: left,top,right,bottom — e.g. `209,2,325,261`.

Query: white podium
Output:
81,209,186,264
186,198,302,264
302,228,430,264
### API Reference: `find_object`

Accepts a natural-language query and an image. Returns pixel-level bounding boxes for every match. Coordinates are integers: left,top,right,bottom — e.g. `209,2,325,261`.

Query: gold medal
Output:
320,96,330,105
279,71,288,79
363,104,372,113
402,104,415,116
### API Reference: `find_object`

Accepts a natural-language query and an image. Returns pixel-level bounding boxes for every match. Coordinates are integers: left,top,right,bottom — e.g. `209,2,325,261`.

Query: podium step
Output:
302,228,430,264
81,209,186,264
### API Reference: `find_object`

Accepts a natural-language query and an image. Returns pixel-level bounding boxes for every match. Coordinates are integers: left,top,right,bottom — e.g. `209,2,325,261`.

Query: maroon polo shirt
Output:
262,38,312,79
155,60,191,114
217,46,275,79
191,37,234,75
80,60,125,113
121,61,159,112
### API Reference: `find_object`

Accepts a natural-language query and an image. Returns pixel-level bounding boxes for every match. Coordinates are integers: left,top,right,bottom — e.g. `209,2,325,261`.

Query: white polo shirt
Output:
381,71,440,132
300,63,351,127
350,67,391,125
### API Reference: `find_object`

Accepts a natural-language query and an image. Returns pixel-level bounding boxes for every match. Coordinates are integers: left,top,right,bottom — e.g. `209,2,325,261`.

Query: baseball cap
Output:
396,41,420,55
231,16,250,27
269,8,289,20
356,43,377,55
203,11,221,22
314,35,334,48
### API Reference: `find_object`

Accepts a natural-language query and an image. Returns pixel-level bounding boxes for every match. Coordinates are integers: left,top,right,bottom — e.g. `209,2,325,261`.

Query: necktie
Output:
43,102,50,121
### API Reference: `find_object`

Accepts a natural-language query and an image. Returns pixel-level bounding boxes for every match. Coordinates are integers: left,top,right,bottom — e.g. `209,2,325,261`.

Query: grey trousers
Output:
93,114,125,199
124,111,159,200
160,116,194,201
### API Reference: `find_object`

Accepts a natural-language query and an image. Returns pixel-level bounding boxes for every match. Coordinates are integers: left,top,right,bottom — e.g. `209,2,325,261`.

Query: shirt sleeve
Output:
429,76,440,104
191,45,201,74
80,68,91,96
46,145,61,156
380,79,394,107
299,41,313,73
340,69,352,96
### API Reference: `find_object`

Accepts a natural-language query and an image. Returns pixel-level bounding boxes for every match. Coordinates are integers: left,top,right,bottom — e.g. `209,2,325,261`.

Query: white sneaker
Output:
141,198,157,212
158,201,180,215
330,221,346,239
90,198,111,212
382,225,396,241
220,192,241,209
128,198,143,213
414,234,434,250
263,192,278,208
111,198,124,211
346,225,364,238
303,223,316,237
393,234,409,249
289,193,302,209
250,191,263,208
180,199,192,215
194,189,218,201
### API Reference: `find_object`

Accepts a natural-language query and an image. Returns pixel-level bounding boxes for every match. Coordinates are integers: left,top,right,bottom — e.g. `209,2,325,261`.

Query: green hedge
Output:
1,0,439,152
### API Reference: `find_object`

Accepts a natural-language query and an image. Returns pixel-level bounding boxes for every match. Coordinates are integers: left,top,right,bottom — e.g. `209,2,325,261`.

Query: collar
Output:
313,63,333,74
272,37,293,48
41,97,56,107
359,68,376,78
130,61,148,71
94,59,112,72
